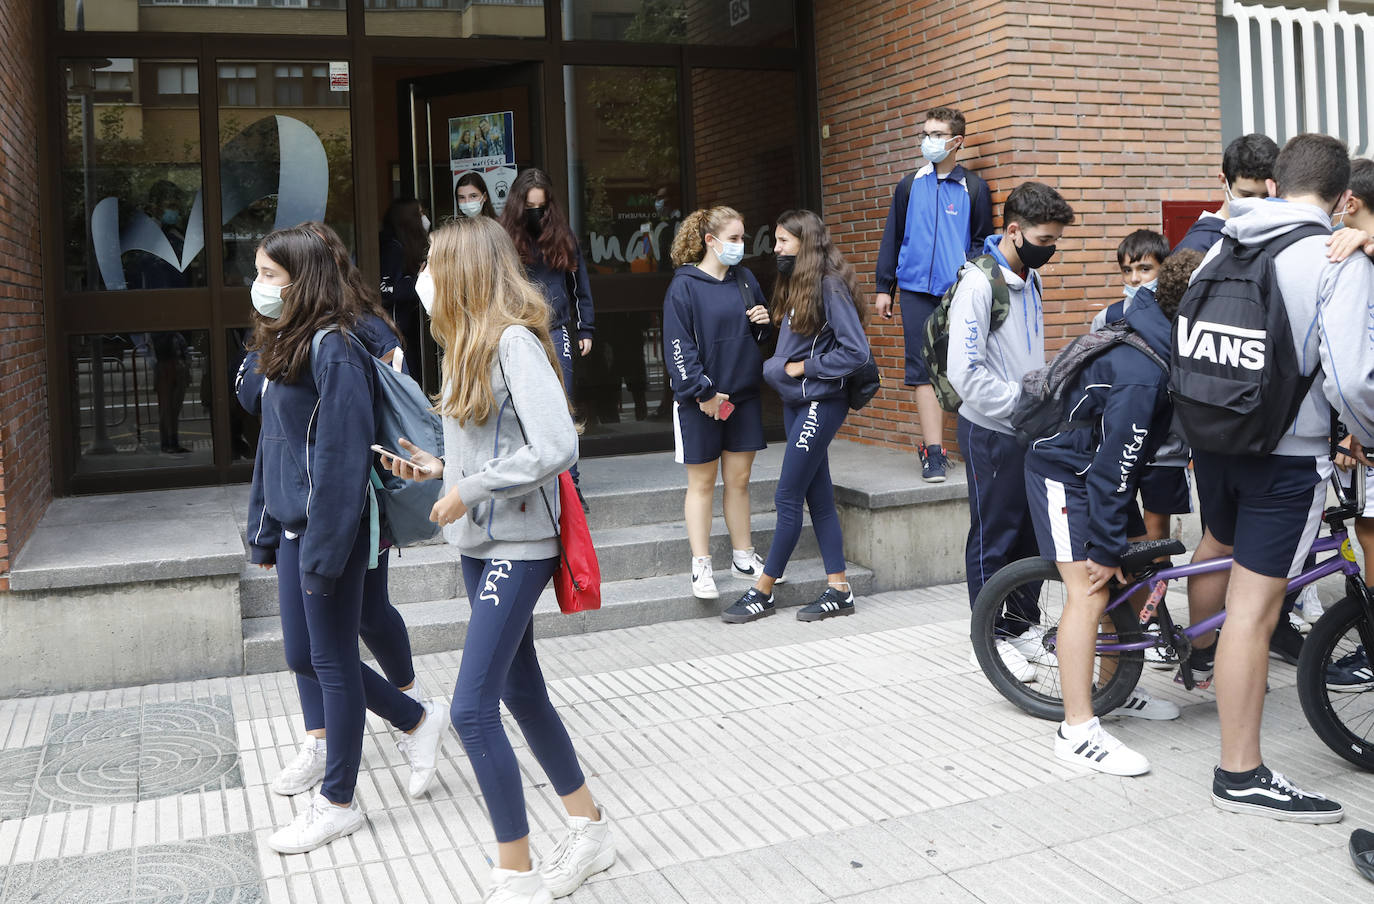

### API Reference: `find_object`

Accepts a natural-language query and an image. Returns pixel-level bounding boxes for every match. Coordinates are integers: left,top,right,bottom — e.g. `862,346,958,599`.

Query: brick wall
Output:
815,0,1221,453
0,0,52,589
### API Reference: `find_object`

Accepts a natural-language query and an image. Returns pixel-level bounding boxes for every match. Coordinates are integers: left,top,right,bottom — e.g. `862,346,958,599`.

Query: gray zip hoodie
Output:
443,325,579,561
1197,197,1374,454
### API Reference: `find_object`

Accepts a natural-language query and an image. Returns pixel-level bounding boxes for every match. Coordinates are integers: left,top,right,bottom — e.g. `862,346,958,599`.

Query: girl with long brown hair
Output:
455,171,497,219
722,209,871,624
244,225,447,855
383,216,616,903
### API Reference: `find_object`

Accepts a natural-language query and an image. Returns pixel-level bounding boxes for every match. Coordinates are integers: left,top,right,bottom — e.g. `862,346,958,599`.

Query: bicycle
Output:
970,472,1374,771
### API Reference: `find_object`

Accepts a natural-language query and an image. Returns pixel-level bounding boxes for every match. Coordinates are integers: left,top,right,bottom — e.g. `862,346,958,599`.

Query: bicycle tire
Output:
1296,595,1374,772
971,556,1145,722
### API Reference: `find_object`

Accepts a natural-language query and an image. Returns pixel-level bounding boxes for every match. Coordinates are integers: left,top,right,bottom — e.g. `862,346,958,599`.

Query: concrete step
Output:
241,558,873,674
239,511,817,617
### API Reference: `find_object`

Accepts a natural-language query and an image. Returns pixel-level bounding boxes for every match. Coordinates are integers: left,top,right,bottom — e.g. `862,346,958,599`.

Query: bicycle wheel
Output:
971,556,1145,722
1296,594,1374,772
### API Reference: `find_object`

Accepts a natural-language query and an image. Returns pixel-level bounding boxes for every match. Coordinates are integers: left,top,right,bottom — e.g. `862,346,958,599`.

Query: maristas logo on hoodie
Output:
1176,315,1266,371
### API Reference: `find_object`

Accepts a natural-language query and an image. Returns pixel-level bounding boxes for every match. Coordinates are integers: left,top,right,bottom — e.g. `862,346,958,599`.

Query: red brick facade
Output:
815,0,1222,452
0,0,51,589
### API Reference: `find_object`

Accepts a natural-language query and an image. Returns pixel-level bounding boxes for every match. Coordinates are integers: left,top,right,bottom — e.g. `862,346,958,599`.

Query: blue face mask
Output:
713,239,745,267
161,209,179,226
921,135,953,164
1123,279,1158,300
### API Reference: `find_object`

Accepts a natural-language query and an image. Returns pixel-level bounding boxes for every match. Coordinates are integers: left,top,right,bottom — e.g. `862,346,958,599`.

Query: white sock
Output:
693,555,711,568
1059,716,1099,740
733,547,755,563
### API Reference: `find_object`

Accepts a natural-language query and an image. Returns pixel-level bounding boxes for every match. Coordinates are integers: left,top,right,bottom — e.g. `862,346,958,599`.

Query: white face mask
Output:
1123,279,1158,300
420,214,432,232
713,239,745,267
251,280,289,319
416,268,436,315
458,200,483,218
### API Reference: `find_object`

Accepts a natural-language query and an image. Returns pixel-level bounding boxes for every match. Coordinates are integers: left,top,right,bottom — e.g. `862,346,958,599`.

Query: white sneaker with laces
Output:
1296,584,1325,628
271,734,327,796
1007,625,1058,667
267,791,365,854
731,548,785,584
691,556,718,600
1054,717,1150,776
541,805,617,897
1112,687,1181,720
484,861,554,904
396,699,447,799
970,640,1037,683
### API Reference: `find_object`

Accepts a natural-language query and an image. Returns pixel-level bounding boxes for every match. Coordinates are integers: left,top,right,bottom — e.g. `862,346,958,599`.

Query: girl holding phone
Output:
663,206,774,601
723,209,870,624
384,216,615,904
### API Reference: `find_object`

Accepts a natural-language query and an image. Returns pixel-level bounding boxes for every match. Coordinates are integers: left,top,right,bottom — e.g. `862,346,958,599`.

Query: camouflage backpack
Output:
921,254,1011,412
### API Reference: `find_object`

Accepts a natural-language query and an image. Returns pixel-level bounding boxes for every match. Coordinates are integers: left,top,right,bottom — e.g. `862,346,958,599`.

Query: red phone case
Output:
718,400,736,420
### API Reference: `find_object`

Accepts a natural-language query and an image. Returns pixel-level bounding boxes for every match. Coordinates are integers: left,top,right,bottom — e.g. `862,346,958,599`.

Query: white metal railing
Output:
1222,0,1374,154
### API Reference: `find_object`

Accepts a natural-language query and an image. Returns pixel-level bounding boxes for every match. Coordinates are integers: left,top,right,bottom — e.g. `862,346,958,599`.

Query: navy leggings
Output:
553,325,580,483
452,556,585,843
296,548,416,732
278,524,424,805
764,397,849,579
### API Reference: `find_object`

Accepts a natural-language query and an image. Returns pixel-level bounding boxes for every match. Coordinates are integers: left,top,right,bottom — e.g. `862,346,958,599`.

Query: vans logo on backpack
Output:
1176,316,1266,370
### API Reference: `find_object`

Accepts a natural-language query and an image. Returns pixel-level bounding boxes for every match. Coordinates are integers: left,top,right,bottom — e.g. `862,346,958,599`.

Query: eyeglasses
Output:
917,132,955,141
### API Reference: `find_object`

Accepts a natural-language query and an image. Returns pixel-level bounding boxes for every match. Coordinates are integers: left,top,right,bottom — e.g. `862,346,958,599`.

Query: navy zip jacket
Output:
243,328,378,596
1172,214,1224,255
528,247,595,340
763,276,870,406
1024,290,1174,569
662,264,770,404
875,163,995,297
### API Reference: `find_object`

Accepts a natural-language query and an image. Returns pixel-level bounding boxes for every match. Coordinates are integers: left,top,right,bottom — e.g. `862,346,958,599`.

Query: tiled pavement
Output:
1,583,1372,903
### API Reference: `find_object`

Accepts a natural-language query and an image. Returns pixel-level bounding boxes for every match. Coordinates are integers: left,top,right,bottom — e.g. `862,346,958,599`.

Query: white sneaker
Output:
1288,610,1309,634
267,791,365,854
271,735,326,796
970,641,1037,683
1112,687,1181,720
731,548,785,584
485,861,554,904
542,805,617,897
1007,625,1058,667
1054,717,1150,776
1296,584,1325,628
691,556,718,600
396,699,447,799
402,683,423,704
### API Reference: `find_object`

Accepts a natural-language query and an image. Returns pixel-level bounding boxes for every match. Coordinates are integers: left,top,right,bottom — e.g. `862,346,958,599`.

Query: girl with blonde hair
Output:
663,206,774,602
386,216,615,903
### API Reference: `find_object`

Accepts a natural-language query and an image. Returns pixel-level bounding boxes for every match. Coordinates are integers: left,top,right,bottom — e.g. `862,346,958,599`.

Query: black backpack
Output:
1168,225,1328,455
1010,321,1166,446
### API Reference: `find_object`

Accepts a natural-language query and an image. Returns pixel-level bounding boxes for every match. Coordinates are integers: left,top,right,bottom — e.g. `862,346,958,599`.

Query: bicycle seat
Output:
1351,829,1374,883
1120,538,1186,573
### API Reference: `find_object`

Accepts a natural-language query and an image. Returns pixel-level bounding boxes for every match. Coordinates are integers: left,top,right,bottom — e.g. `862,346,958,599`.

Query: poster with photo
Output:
449,111,516,216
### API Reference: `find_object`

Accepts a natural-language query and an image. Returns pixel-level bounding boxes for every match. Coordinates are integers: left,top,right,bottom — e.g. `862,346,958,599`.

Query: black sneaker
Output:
1269,617,1304,665
722,588,775,624
1175,644,1214,690
575,484,590,515
797,585,855,622
1211,764,1343,823
1326,645,1374,693
918,444,947,483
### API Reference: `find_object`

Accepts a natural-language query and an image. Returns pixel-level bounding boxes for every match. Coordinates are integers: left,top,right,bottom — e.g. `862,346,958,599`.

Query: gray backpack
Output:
1010,321,1166,446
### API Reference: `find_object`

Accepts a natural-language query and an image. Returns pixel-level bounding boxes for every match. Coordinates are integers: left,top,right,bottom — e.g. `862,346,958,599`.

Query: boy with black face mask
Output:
948,181,1074,681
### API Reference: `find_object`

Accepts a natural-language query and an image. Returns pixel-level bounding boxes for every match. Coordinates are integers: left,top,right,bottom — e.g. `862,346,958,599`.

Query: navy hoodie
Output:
763,275,871,406
1023,290,1174,568
527,247,595,340
1172,213,1224,256
243,328,378,595
663,264,770,404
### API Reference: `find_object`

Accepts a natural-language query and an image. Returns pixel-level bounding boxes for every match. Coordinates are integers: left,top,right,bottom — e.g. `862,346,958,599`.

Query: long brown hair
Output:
771,209,867,337
455,172,497,219
670,206,742,269
382,198,428,276
301,220,402,347
246,225,358,383
500,167,578,273
427,216,563,425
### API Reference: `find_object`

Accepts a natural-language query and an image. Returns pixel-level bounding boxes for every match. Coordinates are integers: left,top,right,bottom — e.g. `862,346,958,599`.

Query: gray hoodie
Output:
442,325,579,561
1197,198,1374,455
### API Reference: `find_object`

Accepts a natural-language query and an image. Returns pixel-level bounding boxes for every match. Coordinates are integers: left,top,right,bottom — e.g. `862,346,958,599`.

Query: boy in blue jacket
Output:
874,106,994,481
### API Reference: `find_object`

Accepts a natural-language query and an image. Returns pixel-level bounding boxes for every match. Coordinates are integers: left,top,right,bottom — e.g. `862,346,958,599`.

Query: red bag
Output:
551,471,601,613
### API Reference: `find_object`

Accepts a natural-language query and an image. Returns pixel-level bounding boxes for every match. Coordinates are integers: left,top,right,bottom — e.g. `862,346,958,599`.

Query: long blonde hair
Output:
427,216,563,425
670,206,742,268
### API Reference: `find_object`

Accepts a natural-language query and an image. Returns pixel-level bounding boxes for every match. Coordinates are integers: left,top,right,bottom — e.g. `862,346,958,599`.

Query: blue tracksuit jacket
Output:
875,163,995,297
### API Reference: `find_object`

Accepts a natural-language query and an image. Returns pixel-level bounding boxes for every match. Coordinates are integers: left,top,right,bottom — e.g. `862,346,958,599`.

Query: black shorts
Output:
1193,451,1331,578
673,394,766,465
1025,466,1091,563
900,291,942,386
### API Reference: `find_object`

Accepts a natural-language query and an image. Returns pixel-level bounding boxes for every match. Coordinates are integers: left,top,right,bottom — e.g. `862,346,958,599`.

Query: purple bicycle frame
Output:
1096,529,1361,653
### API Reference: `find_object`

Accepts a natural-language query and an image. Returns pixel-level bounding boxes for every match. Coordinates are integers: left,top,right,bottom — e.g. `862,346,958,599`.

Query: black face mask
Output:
524,206,547,232
1015,232,1056,271
775,254,796,276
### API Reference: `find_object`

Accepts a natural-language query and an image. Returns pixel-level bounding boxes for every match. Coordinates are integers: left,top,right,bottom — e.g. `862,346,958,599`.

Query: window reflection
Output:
364,0,545,38
562,0,794,46
61,0,347,35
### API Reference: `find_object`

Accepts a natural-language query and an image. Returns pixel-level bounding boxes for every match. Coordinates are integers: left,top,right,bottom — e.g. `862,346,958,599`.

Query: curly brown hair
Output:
1154,249,1204,320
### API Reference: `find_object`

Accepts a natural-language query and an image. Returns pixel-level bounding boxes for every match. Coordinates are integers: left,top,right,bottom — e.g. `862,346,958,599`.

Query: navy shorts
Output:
1025,466,1091,562
673,394,766,465
1193,451,1331,578
900,291,942,386
1138,465,1192,516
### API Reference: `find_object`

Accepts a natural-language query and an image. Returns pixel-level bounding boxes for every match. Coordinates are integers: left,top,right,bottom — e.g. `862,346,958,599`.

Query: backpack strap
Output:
734,269,754,312
1259,223,1332,257
968,254,1011,332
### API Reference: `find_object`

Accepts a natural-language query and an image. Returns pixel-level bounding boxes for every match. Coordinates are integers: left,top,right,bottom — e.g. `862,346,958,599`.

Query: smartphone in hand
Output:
370,443,434,473
717,400,736,420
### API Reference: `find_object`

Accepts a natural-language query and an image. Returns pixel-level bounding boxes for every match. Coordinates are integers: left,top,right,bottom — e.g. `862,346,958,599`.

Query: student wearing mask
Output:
379,197,430,368
500,167,595,509
244,226,447,855
383,216,616,903
456,172,497,220
1173,134,1278,255
662,206,774,600
724,209,870,624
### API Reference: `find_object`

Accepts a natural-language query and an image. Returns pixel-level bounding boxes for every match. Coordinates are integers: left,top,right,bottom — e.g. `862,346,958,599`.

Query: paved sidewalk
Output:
0,583,1370,903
